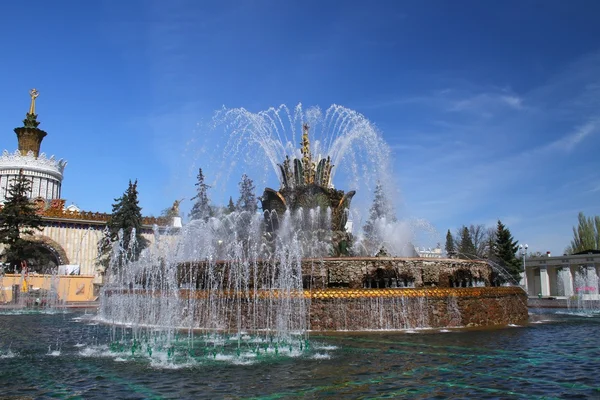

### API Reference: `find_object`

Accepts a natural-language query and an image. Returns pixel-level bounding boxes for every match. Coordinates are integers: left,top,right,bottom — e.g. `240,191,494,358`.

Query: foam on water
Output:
0,349,18,358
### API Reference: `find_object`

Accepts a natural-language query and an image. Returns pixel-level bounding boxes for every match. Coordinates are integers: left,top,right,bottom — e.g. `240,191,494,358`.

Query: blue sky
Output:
1,0,599,255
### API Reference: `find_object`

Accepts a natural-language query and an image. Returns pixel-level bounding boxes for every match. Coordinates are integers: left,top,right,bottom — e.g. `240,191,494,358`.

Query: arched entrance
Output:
25,236,70,274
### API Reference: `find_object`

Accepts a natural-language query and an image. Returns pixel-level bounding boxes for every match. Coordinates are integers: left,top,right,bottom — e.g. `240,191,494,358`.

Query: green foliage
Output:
565,212,600,254
493,220,520,282
98,180,149,272
236,174,257,213
454,224,490,259
457,226,477,259
0,171,44,272
189,168,211,221
23,113,41,129
445,229,455,257
226,196,235,214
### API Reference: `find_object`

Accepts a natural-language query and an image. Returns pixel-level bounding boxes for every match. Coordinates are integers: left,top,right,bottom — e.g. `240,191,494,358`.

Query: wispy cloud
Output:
585,182,600,193
500,95,524,109
447,92,525,114
360,87,525,118
545,119,597,152
387,50,600,255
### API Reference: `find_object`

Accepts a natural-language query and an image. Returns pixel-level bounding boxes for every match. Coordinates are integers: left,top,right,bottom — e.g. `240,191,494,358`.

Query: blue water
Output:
0,309,598,399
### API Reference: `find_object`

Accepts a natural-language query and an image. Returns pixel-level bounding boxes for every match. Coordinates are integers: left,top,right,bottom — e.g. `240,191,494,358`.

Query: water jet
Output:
99,105,528,350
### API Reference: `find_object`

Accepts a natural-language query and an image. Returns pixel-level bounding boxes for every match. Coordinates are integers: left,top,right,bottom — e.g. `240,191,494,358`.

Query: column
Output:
587,265,598,298
540,266,550,296
561,266,574,297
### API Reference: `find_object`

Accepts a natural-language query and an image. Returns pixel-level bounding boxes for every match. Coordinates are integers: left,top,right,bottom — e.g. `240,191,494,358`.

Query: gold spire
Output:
301,123,316,184
301,123,311,161
28,88,39,115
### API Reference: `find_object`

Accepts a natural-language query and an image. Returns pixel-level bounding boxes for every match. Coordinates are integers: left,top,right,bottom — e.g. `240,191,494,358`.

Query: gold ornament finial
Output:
301,123,311,159
301,123,316,184
29,88,39,115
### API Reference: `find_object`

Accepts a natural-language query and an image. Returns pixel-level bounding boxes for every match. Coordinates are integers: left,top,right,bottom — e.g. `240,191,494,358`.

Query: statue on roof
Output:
29,88,39,115
168,198,184,217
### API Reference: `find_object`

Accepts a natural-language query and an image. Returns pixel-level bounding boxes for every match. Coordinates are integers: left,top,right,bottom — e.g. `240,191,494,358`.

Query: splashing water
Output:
209,104,430,256
97,104,462,362
213,104,392,193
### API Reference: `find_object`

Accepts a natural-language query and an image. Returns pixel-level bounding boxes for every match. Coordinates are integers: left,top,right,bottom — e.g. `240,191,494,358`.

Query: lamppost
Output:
519,243,528,292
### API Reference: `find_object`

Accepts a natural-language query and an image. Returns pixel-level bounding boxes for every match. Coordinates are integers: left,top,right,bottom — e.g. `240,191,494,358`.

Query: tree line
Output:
564,212,600,254
97,168,259,273
0,165,597,277
445,221,521,282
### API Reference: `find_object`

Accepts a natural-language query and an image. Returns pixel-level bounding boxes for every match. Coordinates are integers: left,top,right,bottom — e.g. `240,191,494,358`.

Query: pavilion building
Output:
0,89,66,203
0,89,169,281
524,251,600,299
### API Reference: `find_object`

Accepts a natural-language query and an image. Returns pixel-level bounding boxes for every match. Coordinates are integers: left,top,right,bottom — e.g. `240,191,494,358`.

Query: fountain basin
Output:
102,258,528,332
103,286,527,331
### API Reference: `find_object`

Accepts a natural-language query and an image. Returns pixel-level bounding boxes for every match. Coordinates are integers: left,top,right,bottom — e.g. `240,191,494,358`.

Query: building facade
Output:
0,89,170,283
524,252,600,299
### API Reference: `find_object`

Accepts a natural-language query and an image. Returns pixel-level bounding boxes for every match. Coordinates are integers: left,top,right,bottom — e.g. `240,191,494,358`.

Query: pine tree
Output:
233,174,258,256
445,229,455,257
493,220,520,282
236,174,257,213
457,226,477,259
98,180,149,272
0,170,45,272
227,196,236,214
363,182,395,243
189,168,211,221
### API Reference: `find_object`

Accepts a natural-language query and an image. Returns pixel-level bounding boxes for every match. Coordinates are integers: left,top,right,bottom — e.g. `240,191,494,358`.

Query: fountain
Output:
261,123,355,256
568,266,600,313
98,105,527,357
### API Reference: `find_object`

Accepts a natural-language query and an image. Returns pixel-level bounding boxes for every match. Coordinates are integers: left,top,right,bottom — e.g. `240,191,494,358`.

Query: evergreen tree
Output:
226,196,236,214
457,226,477,259
445,229,455,257
565,212,600,254
485,236,495,260
363,182,396,243
233,174,258,256
98,180,149,272
236,174,257,213
0,170,45,272
189,168,211,221
493,220,520,282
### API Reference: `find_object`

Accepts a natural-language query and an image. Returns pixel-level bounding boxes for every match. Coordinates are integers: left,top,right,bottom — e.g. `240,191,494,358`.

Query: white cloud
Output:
501,95,524,109
544,119,598,153
447,92,525,114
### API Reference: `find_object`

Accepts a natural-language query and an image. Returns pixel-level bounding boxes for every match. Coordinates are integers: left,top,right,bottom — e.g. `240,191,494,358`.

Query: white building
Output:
416,246,443,258
524,251,600,299
0,89,66,203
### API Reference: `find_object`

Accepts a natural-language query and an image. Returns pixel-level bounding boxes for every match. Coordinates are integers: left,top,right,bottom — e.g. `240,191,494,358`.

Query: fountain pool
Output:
0,309,598,399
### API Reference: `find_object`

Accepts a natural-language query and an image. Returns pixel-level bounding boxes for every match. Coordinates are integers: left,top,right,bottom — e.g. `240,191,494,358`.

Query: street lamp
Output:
519,243,528,291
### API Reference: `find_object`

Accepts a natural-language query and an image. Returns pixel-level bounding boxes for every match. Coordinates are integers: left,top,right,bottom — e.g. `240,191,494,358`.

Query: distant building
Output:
416,246,443,258
523,251,600,299
0,90,169,281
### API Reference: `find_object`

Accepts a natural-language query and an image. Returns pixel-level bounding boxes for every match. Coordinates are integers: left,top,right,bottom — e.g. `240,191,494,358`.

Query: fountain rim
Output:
177,256,491,265
104,286,526,299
